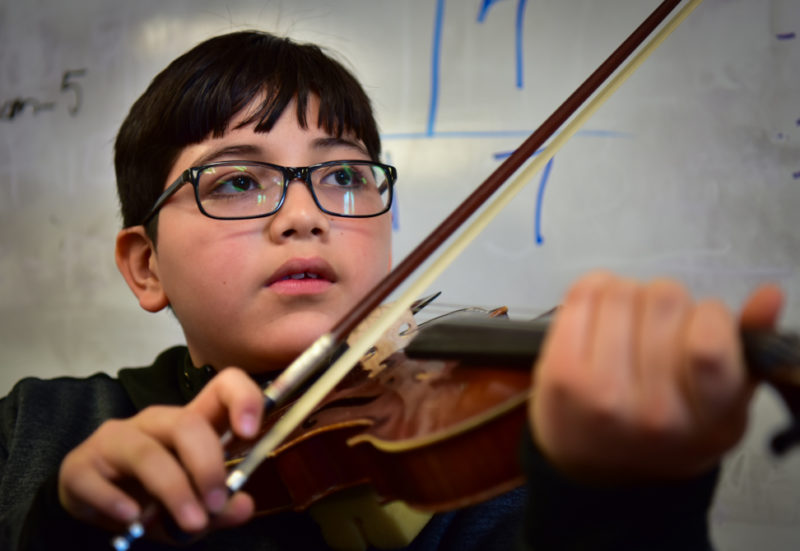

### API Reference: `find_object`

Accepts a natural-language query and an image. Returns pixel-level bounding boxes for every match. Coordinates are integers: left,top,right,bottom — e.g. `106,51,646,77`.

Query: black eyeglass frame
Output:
140,159,397,225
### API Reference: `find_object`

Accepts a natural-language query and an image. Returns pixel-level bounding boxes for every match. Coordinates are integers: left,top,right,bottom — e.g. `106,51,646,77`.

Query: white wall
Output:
1,0,800,548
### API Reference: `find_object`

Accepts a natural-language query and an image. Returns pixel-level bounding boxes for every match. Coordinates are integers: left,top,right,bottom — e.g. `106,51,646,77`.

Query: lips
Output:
267,257,337,287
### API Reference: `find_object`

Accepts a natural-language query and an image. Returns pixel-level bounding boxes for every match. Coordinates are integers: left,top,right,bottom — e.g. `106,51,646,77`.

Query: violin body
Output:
226,308,530,516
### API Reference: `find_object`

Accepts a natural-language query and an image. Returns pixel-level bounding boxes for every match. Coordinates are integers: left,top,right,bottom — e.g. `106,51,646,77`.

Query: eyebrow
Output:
193,144,261,167
191,137,369,168
311,136,369,157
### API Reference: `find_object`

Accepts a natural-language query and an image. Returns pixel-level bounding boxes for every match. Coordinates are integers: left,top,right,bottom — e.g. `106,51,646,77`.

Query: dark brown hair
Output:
114,30,381,230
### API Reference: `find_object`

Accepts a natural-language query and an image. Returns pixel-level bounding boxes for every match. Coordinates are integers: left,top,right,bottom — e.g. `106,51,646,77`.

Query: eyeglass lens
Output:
195,162,391,218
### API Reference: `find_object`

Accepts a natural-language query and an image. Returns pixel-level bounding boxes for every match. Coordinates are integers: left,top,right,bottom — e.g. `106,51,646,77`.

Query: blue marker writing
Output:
477,0,528,89
427,0,445,136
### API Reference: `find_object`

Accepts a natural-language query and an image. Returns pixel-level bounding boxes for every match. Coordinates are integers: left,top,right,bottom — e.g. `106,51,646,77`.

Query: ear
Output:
115,226,170,312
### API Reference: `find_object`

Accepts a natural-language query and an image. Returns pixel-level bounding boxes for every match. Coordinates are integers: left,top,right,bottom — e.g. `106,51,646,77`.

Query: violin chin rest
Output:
308,486,432,551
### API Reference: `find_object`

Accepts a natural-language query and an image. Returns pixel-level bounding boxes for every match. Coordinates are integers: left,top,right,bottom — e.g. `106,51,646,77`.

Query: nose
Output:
267,179,330,240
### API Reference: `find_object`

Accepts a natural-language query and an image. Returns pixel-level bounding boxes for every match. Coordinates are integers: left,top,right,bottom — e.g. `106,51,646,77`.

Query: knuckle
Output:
89,419,137,453
140,404,205,432
59,449,84,480
689,300,737,361
174,408,208,433
607,276,638,302
537,349,586,391
700,299,732,323
563,381,625,431
636,398,683,440
646,279,690,313
200,367,261,404
95,418,127,437
588,386,626,422
565,270,615,304
127,437,167,468
213,366,247,387
135,405,178,426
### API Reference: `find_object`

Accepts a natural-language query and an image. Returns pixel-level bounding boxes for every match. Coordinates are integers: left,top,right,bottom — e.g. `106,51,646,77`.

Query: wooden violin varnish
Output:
224,303,530,549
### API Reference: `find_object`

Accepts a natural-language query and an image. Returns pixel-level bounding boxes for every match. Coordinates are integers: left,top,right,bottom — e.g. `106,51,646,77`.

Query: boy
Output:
0,31,783,550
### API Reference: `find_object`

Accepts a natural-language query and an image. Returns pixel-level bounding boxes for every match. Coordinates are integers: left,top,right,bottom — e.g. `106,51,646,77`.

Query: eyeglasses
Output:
141,160,397,225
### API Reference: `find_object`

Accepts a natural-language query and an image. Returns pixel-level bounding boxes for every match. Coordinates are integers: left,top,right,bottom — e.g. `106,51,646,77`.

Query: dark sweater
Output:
0,346,717,550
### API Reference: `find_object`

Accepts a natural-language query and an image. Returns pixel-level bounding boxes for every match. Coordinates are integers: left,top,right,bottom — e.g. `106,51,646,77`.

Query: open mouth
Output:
282,272,322,281
267,258,337,295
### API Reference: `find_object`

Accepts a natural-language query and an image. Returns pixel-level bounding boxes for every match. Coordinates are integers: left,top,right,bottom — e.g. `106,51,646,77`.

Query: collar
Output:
181,353,217,401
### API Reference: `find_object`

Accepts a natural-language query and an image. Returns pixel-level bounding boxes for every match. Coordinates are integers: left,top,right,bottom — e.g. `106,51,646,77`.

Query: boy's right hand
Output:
57,367,264,536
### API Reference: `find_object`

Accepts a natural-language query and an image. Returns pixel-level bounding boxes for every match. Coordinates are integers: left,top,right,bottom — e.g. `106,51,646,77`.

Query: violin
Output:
225,305,532,549
218,300,800,550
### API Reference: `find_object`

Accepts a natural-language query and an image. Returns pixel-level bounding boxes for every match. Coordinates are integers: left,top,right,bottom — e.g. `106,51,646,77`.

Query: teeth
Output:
287,272,320,280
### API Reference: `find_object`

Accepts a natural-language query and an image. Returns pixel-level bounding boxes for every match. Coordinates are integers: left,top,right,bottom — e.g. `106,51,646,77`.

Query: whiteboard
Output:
1,0,800,548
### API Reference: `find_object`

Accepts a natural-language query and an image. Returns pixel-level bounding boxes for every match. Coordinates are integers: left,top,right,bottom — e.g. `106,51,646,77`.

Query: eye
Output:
320,165,367,188
211,173,262,195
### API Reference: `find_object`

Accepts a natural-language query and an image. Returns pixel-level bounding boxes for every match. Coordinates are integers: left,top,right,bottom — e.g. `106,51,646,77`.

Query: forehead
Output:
168,97,369,181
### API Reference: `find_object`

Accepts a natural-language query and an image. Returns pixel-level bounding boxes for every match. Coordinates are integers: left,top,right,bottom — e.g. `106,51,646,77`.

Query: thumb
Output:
740,284,784,330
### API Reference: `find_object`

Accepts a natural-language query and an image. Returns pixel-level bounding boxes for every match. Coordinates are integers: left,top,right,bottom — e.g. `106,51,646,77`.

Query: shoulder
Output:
0,372,134,496
2,371,129,415
0,371,134,438
0,344,192,429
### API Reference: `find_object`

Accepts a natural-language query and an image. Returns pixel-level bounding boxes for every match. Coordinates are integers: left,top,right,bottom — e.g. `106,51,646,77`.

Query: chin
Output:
222,312,341,373
259,322,334,364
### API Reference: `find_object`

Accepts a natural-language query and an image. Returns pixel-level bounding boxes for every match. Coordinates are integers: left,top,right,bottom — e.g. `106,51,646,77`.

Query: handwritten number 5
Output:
60,69,87,116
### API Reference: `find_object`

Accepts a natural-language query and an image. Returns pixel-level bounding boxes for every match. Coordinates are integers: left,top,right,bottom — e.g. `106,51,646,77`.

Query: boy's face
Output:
144,97,392,373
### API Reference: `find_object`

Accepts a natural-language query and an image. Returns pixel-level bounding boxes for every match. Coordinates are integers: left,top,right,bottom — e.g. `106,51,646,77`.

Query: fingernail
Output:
113,500,139,522
180,502,206,530
240,412,257,437
205,488,228,513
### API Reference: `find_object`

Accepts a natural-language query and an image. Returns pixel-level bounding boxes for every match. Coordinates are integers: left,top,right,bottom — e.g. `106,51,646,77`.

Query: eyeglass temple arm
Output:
140,171,190,225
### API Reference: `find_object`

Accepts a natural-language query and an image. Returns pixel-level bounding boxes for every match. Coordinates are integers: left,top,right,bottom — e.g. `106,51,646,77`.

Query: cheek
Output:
157,228,249,301
354,223,392,280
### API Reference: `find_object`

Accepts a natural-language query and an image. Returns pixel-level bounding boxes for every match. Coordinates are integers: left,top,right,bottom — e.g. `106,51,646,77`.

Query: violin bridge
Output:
349,304,419,377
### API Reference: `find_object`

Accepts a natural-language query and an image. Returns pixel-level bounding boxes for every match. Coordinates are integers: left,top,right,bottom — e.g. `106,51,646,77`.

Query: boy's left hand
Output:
529,271,784,483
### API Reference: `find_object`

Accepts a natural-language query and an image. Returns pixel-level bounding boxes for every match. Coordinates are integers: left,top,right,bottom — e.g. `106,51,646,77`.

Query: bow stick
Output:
226,0,703,493
114,1,702,547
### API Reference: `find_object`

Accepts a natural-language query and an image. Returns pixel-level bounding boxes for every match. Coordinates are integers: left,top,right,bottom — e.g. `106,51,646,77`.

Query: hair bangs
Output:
115,31,382,229
239,44,381,162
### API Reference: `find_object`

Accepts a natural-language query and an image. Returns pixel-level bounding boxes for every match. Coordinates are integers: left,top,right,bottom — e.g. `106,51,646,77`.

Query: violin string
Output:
226,0,705,490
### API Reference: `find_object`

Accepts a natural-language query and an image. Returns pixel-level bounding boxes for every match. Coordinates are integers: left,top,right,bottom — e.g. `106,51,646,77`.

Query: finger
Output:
683,299,751,430
59,456,140,527
187,367,263,439
110,425,209,532
128,406,231,515
635,279,691,425
166,412,230,514
87,411,210,532
588,276,640,400
530,271,615,467
206,491,255,531
740,283,784,330
538,270,615,382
